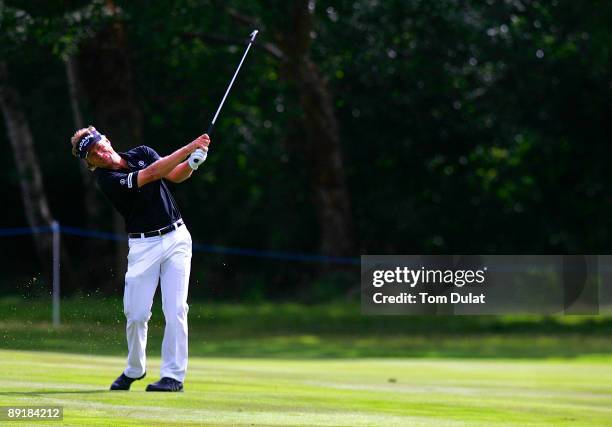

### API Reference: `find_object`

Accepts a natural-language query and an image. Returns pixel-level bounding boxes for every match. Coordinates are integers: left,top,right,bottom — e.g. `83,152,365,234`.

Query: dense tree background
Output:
1,0,610,301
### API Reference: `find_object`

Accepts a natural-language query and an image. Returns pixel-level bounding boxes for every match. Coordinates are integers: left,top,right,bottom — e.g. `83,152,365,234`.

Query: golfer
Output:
70,126,210,392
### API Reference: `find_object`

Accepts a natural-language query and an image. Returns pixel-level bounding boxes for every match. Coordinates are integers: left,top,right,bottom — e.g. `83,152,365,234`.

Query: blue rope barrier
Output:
0,225,360,265
192,243,360,265
0,226,53,237
59,225,127,242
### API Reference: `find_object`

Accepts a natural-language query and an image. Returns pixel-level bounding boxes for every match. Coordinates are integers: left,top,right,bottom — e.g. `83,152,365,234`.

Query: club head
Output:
249,30,259,42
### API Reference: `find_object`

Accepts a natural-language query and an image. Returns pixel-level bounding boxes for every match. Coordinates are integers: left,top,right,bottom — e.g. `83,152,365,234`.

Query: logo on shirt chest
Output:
138,160,145,167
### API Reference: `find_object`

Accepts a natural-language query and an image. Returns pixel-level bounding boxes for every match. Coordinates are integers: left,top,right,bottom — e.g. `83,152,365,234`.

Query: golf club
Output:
189,29,259,169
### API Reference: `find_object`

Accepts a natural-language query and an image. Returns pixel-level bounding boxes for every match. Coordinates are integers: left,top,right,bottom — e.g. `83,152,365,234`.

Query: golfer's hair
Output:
70,125,97,170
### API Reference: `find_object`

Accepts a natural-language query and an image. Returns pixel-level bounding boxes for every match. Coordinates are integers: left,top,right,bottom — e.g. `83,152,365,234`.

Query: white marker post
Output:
51,220,60,327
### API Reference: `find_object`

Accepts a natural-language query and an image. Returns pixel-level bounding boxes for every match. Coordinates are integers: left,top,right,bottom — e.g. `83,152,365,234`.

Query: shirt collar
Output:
118,151,139,170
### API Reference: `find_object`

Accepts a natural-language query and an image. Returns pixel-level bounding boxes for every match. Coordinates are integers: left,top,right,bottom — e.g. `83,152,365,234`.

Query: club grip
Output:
188,148,208,170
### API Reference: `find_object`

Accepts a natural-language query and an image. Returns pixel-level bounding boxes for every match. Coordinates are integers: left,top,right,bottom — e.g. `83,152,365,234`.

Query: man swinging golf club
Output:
70,28,258,393
70,128,210,392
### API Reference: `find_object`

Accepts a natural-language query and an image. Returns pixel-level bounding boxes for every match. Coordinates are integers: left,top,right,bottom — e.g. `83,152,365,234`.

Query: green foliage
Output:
1,0,611,297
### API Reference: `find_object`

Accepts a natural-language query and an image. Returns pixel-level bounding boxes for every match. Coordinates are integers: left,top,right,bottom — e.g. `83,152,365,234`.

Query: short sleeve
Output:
98,170,140,192
141,146,161,163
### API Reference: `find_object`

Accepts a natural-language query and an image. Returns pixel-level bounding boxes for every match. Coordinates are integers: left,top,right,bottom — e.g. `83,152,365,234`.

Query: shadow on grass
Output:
1,298,612,359
2,326,612,360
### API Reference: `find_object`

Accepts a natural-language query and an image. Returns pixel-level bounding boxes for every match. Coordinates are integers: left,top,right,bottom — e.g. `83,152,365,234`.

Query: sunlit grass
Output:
0,350,611,426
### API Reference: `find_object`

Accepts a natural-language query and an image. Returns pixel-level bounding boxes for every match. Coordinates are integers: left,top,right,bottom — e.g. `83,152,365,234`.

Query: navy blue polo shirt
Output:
94,145,182,234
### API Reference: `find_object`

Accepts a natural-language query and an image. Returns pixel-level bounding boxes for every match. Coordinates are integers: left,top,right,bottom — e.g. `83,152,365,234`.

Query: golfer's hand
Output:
189,134,211,153
187,134,211,170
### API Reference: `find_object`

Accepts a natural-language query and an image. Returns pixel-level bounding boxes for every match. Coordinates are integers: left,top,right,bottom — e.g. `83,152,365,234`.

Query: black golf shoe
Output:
109,372,146,391
146,377,184,392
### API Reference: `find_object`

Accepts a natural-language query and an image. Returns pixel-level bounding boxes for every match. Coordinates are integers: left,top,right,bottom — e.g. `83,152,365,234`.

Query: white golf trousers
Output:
123,223,192,382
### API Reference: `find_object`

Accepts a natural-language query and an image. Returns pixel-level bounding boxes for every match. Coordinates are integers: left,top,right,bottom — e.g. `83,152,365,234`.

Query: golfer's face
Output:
86,137,113,166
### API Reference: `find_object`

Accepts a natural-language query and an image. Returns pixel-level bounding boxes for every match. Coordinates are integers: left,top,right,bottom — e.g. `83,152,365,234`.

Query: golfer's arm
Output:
165,161,194,183
137,146,192,187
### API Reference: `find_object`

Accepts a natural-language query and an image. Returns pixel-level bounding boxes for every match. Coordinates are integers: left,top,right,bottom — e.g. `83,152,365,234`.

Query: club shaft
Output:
208,40,255,135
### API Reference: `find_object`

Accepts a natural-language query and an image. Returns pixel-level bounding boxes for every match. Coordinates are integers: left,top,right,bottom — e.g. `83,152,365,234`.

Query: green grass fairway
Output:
1,350,611,426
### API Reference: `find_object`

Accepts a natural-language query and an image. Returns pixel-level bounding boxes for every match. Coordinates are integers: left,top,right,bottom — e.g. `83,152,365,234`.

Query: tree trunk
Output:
279,1,354,257
297,57,354,257
0,61,77,292
0,61,54,263
74,1,144,291
65,55,104,226
192,2,355,257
